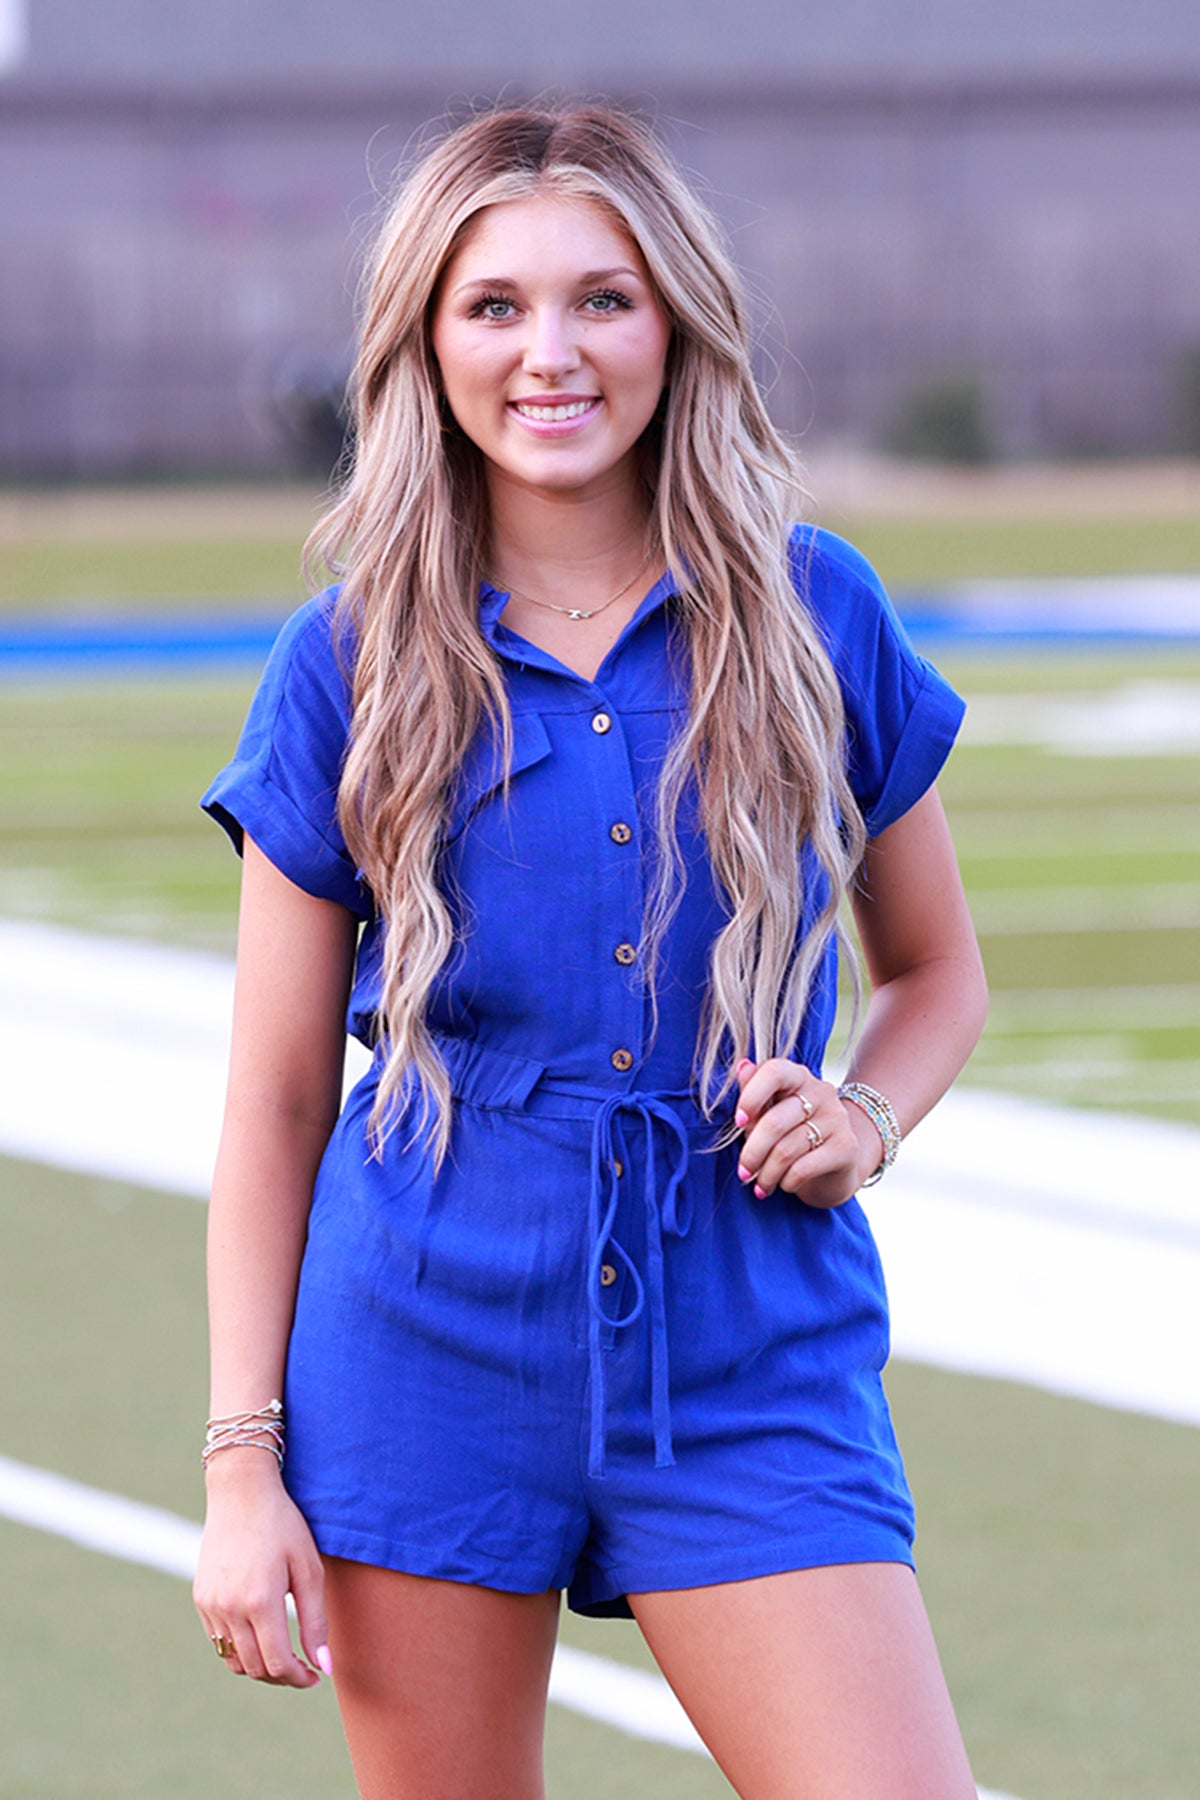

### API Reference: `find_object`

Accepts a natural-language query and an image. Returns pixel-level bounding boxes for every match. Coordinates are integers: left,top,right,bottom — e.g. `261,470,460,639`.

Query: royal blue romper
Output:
202,526,964,1618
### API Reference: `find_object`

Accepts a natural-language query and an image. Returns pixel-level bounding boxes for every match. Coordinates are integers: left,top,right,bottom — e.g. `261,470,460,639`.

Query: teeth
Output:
514,400,595,422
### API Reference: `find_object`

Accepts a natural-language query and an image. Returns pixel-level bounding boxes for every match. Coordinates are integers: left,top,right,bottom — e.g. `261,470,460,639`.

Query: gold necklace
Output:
492,545,656,622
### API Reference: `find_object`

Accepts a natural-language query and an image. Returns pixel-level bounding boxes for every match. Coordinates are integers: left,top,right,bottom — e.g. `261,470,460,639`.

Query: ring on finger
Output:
211,1634,235,1660
804,1121,823,1150
798,1091,814,1119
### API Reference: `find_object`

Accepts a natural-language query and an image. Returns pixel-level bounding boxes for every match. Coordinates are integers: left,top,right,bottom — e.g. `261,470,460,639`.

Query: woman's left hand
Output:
733,1057,881,1210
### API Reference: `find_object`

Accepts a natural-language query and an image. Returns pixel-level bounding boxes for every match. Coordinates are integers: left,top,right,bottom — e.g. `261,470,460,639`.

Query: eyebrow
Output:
451,266,644,297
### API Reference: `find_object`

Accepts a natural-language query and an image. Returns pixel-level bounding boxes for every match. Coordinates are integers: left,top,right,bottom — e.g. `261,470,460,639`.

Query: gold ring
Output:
211,1634,234,1660
798,1092,814,1119
804,1122,823,1150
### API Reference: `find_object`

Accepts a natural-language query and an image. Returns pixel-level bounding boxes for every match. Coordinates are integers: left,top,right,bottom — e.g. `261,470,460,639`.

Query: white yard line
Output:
0,1452,1018,1796
970,1061,1200,1103
960,679,1200,756
2,918,1199,1429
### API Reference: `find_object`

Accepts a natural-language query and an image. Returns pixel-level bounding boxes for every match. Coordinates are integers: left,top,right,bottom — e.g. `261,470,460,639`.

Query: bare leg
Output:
631,1563,975,1800
323,1558,560,1800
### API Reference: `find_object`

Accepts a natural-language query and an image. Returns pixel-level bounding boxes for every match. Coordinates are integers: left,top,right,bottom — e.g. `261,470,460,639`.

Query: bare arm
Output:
736,787,987,1206
194,836,358,1686
207,836,357,1409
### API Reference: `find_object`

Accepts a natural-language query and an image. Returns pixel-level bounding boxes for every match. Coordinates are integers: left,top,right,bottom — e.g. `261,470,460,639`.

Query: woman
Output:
195,100,987,1797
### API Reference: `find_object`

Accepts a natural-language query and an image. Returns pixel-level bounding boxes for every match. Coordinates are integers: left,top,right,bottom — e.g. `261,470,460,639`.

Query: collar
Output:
477,569,679,682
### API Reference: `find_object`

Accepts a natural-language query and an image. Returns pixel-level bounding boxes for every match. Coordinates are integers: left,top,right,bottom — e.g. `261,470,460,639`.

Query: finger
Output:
732,1058,756,1125
249,1601,322,1688
749,1120,830,1196
291,1551,331,1679
735,1059,815,1129
210,1593,293,1685
737,1094,819,1181
203,1622,248,1678
227,1621,269,1681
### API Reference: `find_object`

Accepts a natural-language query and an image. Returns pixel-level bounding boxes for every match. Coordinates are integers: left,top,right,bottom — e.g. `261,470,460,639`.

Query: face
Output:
430,192,672,505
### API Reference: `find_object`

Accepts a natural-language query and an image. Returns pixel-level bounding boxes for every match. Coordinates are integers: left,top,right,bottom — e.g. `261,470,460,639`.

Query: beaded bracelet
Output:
202,1398,285,1471
837,1081,901,1188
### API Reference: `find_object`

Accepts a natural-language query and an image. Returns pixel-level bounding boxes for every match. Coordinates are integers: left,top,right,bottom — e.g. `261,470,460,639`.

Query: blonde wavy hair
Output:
306,100,866,1160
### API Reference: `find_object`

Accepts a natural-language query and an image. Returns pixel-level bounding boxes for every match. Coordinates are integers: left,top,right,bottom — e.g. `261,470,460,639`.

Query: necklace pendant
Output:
566,608,592,621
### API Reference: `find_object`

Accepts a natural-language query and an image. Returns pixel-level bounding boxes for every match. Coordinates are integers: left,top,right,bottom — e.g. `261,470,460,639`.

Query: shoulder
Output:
787,522,880,590
267,585,353,674
254,586,356,723
785,525,902,661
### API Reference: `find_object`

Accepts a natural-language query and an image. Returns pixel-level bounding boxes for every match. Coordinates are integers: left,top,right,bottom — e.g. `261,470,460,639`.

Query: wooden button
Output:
591,712,612,735
612,1159,624,1179
611,1048,634,1072
614,942,637,966
600,1263,618,1287
609,821,632,844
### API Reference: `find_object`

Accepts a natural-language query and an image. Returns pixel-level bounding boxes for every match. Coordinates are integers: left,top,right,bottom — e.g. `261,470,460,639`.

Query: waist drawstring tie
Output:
586,1093,692,1479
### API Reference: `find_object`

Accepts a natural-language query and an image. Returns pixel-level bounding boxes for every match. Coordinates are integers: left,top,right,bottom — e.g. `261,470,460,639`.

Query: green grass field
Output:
2,655,1196,1126
2,478,1199,1798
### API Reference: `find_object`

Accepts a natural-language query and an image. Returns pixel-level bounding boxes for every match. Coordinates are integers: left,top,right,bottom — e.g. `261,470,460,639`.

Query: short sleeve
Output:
200,590,371,917
791,527,965,838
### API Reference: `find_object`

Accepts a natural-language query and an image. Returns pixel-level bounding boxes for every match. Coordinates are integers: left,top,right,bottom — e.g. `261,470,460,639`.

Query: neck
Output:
486,467,654,599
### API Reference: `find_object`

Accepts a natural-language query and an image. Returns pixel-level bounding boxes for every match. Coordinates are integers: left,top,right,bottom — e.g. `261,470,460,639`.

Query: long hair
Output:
306,100,866,1161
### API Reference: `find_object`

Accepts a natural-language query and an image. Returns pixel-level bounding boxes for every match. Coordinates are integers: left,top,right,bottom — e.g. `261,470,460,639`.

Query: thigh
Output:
630,1563,975,1800
324,1558,560,1800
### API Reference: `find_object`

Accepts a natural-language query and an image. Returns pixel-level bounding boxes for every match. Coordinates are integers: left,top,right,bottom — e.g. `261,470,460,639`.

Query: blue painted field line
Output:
0,609,289,672
1,578,1198,673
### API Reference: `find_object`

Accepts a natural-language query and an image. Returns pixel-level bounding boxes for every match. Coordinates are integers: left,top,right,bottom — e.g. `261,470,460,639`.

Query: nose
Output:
522,306,581,381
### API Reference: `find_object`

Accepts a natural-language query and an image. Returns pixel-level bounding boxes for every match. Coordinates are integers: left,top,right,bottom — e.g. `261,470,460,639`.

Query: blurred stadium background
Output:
2,2,1199,1796
3,0,1200,476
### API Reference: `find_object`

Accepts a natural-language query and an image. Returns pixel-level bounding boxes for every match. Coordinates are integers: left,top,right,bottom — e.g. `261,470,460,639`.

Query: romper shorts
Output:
282,1038,915,1619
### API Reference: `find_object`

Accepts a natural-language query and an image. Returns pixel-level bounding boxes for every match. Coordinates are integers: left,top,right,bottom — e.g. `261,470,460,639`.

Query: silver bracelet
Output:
202,1398,285,1471
837,1081,901,1188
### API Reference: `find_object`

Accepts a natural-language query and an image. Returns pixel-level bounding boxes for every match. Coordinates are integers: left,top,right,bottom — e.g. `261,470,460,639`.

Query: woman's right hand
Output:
193,1451,330,1687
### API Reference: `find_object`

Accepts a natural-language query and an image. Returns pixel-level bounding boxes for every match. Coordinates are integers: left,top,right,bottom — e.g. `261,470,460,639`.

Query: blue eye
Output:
468,294,516,321
584,289,633,314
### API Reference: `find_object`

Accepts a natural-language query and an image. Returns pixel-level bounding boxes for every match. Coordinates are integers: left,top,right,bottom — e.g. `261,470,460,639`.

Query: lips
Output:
510,397,600,423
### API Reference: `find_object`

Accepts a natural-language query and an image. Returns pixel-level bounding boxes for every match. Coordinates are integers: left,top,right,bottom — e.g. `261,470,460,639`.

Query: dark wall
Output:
2,62,1198,476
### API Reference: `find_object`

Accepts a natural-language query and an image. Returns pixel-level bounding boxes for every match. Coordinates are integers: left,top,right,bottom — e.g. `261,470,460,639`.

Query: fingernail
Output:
737,1164,752,1184
316,1645,333,1677
753,1184,767,1200
736,1058,754,1075
734,1109,749,1128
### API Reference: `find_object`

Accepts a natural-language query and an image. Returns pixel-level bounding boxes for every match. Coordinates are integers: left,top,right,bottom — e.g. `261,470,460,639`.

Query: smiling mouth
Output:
510,398,600,423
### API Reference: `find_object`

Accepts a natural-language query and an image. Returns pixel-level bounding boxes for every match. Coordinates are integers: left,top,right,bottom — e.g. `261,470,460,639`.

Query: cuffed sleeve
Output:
201,590,371,917
791,527,965,837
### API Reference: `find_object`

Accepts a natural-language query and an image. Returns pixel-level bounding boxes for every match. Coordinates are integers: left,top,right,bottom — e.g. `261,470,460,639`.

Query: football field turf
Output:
1,481,1198,1797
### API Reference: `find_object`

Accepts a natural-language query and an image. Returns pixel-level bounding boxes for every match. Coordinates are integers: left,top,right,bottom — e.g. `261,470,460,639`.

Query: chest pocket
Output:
442,710,553,845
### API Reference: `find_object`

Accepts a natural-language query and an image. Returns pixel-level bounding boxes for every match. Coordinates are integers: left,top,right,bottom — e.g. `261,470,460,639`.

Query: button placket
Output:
587,697,644,1085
